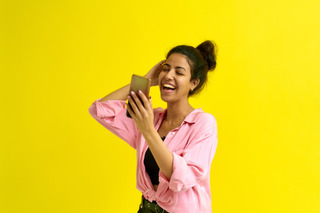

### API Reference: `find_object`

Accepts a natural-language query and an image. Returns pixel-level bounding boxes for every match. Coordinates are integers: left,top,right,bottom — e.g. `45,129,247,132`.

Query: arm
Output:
89,84,136,148
128,93,217,191
144,128,174,179
98,84,130,102
89,98,139,149
127,90,173,179
158,115,218,192
98,59,166,102
89,60,166,148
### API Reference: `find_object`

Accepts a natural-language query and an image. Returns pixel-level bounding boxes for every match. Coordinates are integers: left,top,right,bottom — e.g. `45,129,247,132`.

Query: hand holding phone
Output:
126,74,151,118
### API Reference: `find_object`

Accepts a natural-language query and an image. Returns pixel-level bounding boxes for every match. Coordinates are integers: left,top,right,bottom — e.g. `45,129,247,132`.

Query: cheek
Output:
158,72,165,83
178,79,191,91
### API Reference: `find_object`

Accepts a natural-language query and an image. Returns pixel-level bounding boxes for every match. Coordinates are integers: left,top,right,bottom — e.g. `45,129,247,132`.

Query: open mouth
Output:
163,83,176,92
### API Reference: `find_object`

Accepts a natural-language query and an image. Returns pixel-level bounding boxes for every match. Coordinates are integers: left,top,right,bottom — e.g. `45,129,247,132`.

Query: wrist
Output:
143,127,158,142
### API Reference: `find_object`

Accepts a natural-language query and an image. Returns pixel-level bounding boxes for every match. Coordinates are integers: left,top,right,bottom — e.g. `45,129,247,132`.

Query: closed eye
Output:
162,66,184,75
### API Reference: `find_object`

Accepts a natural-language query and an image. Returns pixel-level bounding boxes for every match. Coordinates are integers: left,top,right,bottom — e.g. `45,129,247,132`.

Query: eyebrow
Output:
163,63,186,71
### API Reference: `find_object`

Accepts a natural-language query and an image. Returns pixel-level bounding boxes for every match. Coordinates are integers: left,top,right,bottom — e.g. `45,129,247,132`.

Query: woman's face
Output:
158,53,199,103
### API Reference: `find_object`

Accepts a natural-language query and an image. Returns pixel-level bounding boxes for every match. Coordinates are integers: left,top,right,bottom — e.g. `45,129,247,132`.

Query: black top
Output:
144,136,166,185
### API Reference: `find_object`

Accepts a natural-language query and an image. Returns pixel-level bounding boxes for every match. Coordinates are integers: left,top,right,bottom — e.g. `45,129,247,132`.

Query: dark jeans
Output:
137,195,168,213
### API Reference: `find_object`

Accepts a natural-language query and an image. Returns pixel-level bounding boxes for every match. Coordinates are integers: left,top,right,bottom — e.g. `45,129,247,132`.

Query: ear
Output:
190,78,200,91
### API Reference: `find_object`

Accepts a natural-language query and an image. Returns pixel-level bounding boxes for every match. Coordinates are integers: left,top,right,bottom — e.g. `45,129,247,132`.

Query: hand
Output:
144,60,166,86
126,90,155,137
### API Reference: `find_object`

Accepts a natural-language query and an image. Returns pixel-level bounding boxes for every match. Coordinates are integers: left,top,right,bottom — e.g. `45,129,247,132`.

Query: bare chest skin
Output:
157,120,182,138
157,107,195,138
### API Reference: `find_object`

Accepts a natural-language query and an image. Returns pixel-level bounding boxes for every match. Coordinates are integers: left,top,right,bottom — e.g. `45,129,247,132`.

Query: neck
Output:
165,99,194,124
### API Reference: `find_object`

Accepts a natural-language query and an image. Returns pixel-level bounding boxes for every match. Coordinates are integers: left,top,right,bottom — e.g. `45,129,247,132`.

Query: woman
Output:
89,40,218,213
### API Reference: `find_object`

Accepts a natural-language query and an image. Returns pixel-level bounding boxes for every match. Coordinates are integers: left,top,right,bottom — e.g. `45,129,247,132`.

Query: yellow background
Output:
1,0,319,212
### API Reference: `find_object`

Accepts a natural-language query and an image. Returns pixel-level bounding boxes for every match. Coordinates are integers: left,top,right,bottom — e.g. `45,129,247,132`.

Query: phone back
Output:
129,74,151,97
126,75,151,118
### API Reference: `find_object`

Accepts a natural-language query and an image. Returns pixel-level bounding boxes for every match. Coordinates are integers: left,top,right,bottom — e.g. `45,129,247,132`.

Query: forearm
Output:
98,84,130,102
144,129,173,179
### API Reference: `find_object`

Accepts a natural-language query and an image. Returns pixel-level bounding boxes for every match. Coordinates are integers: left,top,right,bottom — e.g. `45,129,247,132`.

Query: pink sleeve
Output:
159,114,218,192
88,98,139,149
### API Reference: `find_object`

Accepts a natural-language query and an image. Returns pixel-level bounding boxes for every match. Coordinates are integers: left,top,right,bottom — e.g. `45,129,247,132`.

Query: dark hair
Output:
166,40,217,96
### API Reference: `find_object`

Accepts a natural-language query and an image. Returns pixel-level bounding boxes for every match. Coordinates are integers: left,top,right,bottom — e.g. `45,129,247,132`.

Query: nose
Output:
164,69,175,80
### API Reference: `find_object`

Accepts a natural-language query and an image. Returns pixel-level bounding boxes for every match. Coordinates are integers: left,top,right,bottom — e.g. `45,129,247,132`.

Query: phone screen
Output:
126,75,151,118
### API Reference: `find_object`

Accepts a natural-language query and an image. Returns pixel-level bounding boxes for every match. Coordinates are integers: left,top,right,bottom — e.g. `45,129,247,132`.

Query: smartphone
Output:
126,74,151,118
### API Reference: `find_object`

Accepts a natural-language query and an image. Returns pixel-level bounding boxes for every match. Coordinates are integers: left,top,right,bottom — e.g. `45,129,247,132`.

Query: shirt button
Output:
171,132,175,135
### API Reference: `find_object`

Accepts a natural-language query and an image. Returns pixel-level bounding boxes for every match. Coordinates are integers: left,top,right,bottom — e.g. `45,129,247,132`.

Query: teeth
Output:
163,84,176,89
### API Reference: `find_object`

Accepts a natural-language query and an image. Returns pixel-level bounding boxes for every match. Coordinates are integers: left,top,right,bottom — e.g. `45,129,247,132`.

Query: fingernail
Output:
139,90,142,93
128,95,131,99
131,91,134,95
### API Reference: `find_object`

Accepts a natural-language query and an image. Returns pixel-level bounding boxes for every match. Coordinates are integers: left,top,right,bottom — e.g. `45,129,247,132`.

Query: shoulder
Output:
190,109,216,126
188,109,217,133
184,110,218,148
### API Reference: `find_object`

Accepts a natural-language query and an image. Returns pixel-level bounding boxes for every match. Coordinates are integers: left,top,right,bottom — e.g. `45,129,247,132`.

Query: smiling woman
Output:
164,41,217,96
89,40,218,213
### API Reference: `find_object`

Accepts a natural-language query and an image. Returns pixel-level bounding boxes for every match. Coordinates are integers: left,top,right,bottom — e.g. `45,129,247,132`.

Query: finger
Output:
159,60,166,71
128,94,142,119
125,103,136,119
130,91,144,111
148,96,153,109
159,59,166,66
138,90,151,111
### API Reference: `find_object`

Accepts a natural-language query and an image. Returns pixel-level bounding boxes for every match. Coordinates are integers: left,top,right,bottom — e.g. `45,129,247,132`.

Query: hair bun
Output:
196,40,217,71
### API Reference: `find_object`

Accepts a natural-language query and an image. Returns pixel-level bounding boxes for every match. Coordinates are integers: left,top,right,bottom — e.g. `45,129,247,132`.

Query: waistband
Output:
139,195,168,213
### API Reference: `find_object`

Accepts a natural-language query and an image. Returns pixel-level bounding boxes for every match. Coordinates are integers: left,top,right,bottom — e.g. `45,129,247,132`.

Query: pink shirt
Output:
89,98,218,213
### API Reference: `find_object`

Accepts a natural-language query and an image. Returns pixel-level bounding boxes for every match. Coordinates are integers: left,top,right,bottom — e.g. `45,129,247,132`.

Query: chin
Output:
160,94,179,104
160,95,169,102
160,94,171,102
